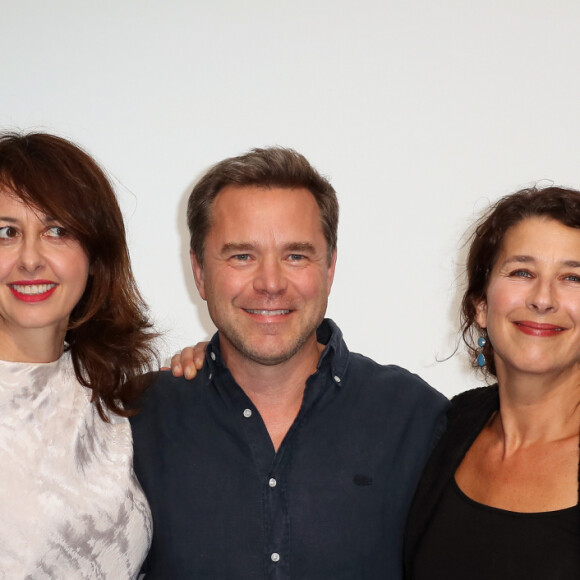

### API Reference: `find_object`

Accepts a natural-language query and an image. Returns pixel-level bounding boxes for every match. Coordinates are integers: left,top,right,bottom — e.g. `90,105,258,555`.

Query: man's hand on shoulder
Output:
160,342,209,379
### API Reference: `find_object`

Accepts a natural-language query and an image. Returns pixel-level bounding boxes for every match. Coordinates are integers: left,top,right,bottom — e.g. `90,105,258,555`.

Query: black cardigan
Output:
403,385,580,579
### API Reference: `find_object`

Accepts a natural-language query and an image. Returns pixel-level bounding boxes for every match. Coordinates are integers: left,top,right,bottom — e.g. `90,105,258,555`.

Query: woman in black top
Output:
405,186,580,579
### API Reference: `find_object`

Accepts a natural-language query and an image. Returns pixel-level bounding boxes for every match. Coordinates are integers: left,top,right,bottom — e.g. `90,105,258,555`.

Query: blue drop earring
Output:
477,336,486,367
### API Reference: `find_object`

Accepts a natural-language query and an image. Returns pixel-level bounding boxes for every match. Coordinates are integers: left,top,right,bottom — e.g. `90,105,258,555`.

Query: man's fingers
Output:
170,343,209,379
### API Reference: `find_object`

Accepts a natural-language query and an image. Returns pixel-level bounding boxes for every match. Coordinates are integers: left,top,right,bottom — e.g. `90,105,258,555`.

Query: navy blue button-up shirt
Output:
131,319,448,579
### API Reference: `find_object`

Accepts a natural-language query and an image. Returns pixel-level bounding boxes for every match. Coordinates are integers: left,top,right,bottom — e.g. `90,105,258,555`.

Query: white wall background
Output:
2,1,579,398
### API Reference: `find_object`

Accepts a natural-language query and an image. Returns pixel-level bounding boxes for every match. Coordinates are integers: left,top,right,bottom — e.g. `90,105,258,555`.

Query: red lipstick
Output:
8,280,58,303
513,321,565,337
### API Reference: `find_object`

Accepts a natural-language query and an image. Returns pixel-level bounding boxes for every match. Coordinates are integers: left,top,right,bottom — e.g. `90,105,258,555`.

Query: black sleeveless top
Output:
413,478,580,580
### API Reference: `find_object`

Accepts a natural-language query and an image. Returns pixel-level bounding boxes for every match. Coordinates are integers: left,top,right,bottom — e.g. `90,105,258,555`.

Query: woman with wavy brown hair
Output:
405,186,580,579
0,132,157,577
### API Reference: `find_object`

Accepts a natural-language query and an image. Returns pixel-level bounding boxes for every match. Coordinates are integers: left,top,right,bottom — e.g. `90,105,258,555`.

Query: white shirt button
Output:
208,373,212,380
333,375,341,383
210,352,216,361
271,552,280,562
268,478,277,488
243,408,252,418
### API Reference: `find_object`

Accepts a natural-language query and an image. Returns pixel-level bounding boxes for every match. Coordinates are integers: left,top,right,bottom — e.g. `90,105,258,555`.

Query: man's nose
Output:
253,258,287,295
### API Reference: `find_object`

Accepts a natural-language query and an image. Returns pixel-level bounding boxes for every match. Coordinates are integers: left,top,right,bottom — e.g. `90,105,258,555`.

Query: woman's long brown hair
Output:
0,132,157,419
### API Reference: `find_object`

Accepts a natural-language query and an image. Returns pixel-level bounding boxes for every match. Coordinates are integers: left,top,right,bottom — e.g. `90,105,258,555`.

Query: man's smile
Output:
243,309,291,316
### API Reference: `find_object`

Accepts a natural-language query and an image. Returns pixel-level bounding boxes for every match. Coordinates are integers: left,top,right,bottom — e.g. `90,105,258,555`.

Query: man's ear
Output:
190,250,207,301
326,249,337,295
474,297,487,329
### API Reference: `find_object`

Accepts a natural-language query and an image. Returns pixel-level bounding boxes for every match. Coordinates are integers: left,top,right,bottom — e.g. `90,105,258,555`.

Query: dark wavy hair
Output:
187,147,339,265
0,131,157,418
461,185,580,378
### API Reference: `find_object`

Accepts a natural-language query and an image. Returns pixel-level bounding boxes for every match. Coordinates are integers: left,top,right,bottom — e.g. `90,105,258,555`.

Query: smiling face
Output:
191,185,336,368
0,190,90,359
475,217,580,382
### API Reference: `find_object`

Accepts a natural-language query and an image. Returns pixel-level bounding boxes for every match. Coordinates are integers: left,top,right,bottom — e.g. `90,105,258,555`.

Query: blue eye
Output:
510,269,532,278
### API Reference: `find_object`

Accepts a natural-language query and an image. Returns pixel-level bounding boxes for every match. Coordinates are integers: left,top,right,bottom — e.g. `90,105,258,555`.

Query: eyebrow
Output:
502,255,580,268
0,213,58,223
220,242,256,255
284,242,316,254
220,241,317,254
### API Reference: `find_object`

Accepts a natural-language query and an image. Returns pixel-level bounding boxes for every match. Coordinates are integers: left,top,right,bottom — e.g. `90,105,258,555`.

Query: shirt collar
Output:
205,318,349,385
315,319,349,383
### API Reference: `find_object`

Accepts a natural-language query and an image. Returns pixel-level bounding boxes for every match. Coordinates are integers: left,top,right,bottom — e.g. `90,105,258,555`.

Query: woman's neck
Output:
494,370,580,451
0,326,66,363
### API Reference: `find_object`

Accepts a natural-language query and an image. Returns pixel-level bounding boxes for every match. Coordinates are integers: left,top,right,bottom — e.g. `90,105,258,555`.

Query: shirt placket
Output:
212,342,336,580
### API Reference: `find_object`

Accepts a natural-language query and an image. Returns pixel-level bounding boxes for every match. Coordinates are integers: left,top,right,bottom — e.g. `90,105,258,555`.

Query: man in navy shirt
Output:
131,147,448,579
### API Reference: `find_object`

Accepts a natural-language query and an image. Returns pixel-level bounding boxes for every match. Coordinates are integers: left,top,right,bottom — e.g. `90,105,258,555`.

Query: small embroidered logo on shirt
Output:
353,474,373,486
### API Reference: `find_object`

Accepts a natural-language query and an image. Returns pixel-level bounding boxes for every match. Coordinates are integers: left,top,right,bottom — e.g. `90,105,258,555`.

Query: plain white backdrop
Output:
2,1,580,397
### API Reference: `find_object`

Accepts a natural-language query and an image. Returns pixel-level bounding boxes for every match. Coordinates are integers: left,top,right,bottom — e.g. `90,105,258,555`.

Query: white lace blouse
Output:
0,351,152,579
